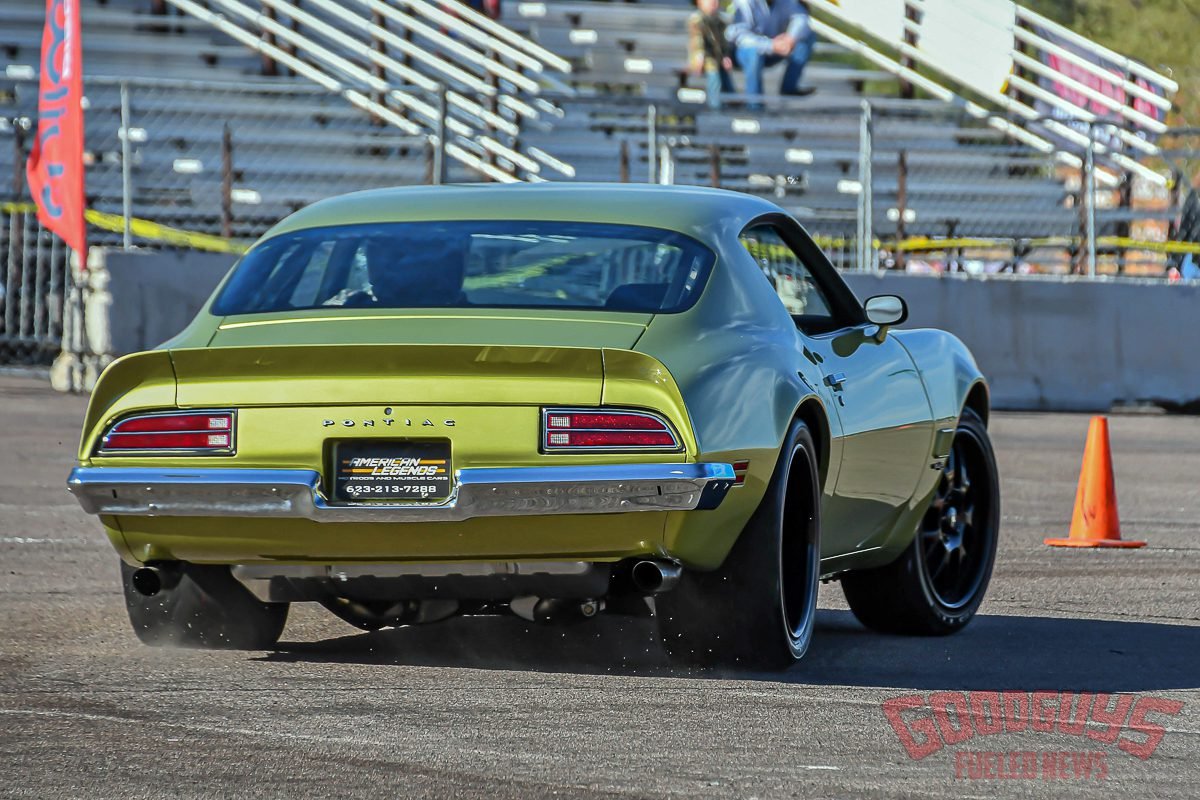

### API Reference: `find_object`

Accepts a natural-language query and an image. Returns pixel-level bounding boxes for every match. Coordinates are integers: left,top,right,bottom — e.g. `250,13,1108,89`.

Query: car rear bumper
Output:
67,463,735,523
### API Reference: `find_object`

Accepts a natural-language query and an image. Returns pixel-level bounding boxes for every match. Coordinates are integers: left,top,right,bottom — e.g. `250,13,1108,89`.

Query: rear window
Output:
211,220,715,316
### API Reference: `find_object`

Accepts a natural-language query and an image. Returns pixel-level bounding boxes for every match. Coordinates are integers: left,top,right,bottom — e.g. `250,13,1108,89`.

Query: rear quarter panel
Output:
891,328,987,427
635,227,839,569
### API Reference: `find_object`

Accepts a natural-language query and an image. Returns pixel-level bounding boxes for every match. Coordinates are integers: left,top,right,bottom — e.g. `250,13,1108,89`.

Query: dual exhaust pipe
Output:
130,564,180,597
130,559,682,599
630,559,681,594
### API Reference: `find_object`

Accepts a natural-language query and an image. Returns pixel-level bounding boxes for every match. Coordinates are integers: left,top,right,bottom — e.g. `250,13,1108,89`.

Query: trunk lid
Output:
170,343,608,407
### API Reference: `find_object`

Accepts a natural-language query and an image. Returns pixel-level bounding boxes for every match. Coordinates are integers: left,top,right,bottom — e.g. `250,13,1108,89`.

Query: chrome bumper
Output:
66,463,735,522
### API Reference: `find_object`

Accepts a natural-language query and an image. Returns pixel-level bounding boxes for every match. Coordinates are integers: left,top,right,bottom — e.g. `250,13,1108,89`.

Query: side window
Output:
738,224,835,322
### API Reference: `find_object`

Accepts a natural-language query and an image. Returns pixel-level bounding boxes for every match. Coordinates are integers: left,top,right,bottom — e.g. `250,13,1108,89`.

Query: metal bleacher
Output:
502,1,1087,242
499,0,1180,247
0,0,1175,254
1,0,581,243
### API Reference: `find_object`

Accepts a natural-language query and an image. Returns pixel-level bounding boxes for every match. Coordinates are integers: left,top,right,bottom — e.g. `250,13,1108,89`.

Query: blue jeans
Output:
705,65,735,109
734,32,815,98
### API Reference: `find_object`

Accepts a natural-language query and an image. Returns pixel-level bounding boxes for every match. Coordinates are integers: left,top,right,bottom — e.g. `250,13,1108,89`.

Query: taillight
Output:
98,411,235,455
542,408,680,452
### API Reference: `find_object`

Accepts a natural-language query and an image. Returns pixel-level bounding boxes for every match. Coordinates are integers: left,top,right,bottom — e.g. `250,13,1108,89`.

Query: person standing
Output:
688,0,735,109
727,0,817,102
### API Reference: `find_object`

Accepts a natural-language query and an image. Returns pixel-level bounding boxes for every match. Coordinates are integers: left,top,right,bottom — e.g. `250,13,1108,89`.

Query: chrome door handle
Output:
824,372,847,389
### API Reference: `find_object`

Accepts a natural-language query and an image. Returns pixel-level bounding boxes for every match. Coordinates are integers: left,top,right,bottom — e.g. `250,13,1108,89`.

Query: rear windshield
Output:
211,220,715,316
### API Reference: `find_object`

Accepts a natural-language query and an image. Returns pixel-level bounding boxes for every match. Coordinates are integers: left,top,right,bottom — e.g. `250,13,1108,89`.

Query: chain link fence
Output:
0,76,445,361
2,75,1197,363
0,205,69,365
2,76,441,244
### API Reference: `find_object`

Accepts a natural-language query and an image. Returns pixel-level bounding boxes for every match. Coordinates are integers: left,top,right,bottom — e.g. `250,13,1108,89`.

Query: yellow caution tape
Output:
890,236,1200,255
4,201,1199,259
85,209,249,254
1,201,250,255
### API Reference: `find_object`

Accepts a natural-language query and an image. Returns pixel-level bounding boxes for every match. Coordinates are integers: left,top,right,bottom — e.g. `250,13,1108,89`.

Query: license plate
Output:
333,440,452,502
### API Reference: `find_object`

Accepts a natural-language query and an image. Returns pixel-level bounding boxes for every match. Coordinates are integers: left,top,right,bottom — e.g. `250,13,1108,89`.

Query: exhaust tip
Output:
130,567,163,597
130,564,180,597
631,560,681,594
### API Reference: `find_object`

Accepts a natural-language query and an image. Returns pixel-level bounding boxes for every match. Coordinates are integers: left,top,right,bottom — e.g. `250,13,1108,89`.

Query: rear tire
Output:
656,420,821,670
841,409,999,635
121,562,288,649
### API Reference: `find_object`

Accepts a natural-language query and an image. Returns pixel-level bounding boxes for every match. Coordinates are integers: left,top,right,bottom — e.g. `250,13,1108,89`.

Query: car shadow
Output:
263,608,1200,692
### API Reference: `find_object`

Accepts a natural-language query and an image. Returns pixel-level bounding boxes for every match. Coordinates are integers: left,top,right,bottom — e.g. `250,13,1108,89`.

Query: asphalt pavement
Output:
0,374,1196,799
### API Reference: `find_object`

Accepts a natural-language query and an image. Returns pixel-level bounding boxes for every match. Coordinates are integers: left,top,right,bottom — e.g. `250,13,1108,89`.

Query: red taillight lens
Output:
99,411,235,454
542,409,679,452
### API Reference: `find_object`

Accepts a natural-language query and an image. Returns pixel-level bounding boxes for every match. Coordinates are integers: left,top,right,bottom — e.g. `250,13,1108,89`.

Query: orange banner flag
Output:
26,0,87,262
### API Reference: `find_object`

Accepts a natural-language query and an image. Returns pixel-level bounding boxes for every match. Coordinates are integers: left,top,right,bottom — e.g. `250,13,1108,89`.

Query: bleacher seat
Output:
0,0,1111,250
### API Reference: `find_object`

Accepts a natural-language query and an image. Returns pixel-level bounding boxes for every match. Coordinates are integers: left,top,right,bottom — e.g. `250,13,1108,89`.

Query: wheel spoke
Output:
919,424,995,609
944,449,956,488
961,503,975,530
929,547,951,581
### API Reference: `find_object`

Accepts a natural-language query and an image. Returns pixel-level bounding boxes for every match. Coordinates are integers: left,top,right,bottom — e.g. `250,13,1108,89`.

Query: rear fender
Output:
79,351,177,461
891,329,987,426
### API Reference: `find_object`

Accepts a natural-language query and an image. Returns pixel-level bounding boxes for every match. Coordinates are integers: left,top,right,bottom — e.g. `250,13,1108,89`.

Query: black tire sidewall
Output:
658,419,821,668
911,410,1000,628
841,408,1001,635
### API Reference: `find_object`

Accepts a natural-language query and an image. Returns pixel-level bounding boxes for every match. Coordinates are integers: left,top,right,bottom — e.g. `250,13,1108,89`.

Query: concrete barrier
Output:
54,250,1200,412
51,248,234,392
101,249,234,355
843,272,1200,412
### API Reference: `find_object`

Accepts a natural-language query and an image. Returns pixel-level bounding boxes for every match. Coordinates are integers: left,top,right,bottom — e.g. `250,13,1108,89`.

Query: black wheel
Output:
656,419,821,670
841,408,999,635
121,562,288,649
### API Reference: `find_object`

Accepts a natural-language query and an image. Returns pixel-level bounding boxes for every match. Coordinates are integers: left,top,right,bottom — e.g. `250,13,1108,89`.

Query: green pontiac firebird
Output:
68,184,999,669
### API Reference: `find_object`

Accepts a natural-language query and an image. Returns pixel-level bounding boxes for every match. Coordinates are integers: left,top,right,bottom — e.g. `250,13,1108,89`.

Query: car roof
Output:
260,183,784,242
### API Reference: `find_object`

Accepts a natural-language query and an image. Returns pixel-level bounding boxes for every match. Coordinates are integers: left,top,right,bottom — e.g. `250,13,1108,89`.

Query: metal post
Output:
1167,168,1184,242
1085,121,1097,277
658,140,675,185
619,140,630,183
946,220,959,272
371,9,388,121
646,105,658,184
1116,171,1132,274
857,100,874,271
119,83,133,251
11,118,26,275
432,85,448,185
709,144,721,188
899,3,919,100
261,5,279,76
12,120,25,198
486,52,501,177
221,123,233,240
895,149,908,271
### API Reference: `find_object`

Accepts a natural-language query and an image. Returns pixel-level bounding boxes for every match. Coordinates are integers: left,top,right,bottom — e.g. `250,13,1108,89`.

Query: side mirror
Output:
864,294,908,327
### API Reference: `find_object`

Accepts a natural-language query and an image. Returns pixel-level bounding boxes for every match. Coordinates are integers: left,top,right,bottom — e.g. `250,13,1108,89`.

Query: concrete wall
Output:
102,249,234,354
843,272,1200,412
68,250,1200,412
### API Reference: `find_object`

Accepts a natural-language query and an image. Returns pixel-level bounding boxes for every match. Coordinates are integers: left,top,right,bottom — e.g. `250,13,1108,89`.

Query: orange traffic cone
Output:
1045,416,1145,548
